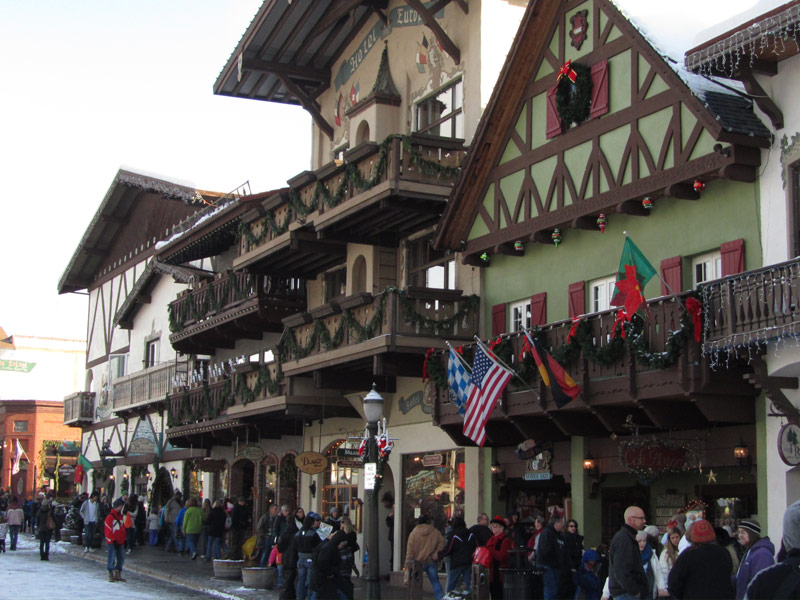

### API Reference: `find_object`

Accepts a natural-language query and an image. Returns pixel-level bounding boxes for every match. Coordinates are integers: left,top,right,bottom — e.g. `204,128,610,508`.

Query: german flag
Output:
525,331,581,408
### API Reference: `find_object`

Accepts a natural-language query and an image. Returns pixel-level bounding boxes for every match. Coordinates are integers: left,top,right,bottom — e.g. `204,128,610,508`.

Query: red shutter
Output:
546,86,562,139
491,303,507,337
720,239,745,276
530,292,547,326
568,281,586,318
660,256,683,295
589,59,610,119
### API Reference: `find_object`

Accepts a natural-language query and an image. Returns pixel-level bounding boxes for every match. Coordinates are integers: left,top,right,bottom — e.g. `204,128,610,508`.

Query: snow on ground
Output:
0,534,215,599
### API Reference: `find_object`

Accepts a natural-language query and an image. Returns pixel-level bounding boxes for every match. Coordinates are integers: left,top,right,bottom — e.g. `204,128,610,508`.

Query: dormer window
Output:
408,235,455,290
415,79,464,139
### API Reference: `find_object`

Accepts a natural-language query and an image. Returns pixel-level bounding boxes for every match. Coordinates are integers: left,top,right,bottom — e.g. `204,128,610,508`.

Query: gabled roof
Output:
114,261,211,330
435,0,770,252
58,169,222,294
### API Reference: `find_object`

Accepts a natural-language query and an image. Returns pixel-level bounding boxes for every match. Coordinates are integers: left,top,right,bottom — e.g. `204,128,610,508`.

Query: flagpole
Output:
445,341,472,372
622,231,687,315
473,335,540,397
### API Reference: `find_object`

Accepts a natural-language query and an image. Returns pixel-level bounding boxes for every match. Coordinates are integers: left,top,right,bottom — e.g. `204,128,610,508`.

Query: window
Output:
323,459,360,530
13,421,28,432
109,354,127,380
589,275,617,313
692,251,722,286
415,79,464,139
324,268,347,303
510,300,531,332
145,339,159,368
407,235,456,290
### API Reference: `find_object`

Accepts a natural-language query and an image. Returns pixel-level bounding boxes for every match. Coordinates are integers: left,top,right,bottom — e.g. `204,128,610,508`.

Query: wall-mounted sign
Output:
237,445,265,462
337,447,362,458
0,359,35,373
336,459,364,469
296,451,328,475
364,462,377,490
422,454,442,467
524,471,551,481
778,423,800,466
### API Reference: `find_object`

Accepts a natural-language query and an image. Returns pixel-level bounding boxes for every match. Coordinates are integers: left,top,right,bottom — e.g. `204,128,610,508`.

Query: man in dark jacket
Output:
229,496,250,560
470,512,493,547
747,500,800,599
608,506,649,600
536,516,566,600
278,518,300,600
296,515,322,600
442,516,477,594
310,529,347,600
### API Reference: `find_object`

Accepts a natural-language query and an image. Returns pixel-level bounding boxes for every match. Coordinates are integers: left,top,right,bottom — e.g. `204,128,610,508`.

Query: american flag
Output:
463,343,512,446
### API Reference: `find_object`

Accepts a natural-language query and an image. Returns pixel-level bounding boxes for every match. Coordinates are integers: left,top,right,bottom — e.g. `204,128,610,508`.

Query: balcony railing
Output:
63,391,95,425
167,362,284,427
169,272,305,334
238,134,466,257
112,361,185,410
701,258,800,352
279,288,479,372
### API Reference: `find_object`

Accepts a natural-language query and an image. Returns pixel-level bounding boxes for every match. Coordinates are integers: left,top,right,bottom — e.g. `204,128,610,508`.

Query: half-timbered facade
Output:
59,169,223,505
433,0,771,546
685,1,800,542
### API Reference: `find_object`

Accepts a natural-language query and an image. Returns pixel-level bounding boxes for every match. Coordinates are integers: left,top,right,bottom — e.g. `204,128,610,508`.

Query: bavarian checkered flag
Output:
447,348,471,417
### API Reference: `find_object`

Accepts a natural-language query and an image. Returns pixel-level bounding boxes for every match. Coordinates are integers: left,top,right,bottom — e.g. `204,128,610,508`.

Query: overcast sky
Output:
0,0,771,343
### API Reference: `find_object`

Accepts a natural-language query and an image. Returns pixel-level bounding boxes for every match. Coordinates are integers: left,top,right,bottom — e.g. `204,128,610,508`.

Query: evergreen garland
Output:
234,364,284,406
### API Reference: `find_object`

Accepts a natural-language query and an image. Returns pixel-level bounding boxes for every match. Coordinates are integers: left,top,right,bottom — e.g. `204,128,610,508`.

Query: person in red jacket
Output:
105,498,127,582
487,515,514,600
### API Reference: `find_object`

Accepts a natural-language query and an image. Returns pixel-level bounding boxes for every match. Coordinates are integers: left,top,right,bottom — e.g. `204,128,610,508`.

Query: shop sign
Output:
0,359,35,373
336,458,363,469
296,451,328,475
364,462,377,490
398,390,432,415
778,423,800,466
237,445,264,461
58,465,75,478
422,453,442,467
621,444,686,471
337,447,362,458
524,471,551,481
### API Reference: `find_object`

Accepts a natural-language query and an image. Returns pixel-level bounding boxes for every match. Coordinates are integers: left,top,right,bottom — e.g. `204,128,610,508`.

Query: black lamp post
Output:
363,383,384,600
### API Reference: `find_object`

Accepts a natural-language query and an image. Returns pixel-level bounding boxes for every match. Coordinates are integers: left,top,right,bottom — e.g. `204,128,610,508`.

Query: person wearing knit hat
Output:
734,517,775,599
489,515,507,528
746,500,800,599
668,519,734,599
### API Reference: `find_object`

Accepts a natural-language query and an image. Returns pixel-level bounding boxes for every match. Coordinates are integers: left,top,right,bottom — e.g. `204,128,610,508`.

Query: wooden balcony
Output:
433,293,758,447
701,257,800,353
63,391,95,426
279,288,479,387
111,361,182,415
232,135,465,275
165,362,355,448
168,271,306,354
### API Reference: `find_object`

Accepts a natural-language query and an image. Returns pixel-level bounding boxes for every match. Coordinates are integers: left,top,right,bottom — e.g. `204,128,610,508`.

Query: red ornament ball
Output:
642,197,653,210
693,180,705,192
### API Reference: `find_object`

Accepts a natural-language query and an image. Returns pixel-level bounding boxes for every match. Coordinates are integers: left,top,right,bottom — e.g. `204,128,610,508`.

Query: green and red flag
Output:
611,236,656,317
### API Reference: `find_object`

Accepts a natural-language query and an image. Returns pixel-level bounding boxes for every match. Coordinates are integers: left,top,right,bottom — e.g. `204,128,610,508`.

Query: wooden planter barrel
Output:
241,567,276,589
213,559,244,580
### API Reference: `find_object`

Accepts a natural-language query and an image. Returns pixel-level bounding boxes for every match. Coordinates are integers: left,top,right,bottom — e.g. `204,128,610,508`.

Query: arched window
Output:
352,255,367,294
356,120,371,144
323,440,361,529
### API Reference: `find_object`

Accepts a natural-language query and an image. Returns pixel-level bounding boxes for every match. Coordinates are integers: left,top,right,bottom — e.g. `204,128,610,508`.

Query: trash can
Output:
501,566,544,600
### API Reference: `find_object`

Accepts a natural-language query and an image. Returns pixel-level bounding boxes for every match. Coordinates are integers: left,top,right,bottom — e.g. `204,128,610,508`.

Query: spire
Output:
371,42,400,99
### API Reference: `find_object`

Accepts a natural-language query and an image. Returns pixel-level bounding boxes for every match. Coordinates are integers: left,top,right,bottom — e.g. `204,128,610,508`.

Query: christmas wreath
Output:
556,61,592,125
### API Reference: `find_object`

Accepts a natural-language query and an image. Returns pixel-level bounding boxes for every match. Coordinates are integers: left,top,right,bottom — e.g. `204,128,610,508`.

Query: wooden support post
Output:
471,564,490,600
408,560,424,600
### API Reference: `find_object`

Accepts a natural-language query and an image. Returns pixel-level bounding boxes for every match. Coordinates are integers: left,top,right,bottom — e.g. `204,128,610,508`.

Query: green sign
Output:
0,359,35,373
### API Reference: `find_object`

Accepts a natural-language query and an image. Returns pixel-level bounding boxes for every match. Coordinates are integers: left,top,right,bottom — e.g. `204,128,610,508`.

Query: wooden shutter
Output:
568,281,586,318
530,292,547,326
545,86,562,139
491,303,507,337
589,59,610,119
660,256,682,295
720,239,745,276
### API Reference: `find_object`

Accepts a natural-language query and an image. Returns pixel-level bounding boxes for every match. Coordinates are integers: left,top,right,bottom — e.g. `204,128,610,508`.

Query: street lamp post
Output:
363,383,384,600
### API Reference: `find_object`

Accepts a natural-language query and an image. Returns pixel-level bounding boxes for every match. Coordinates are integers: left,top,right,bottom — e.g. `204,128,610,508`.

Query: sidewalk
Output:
56,535,409,600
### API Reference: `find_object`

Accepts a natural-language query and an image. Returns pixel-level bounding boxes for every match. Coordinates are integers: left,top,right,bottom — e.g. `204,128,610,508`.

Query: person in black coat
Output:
561,519,584,599
205,500,227,561
278,518,300,600
229,496,250,560
337,518,359,600
442,516,478,594
667,519,734,599
310,530,347,600
537,516,566,600
470,513,493,547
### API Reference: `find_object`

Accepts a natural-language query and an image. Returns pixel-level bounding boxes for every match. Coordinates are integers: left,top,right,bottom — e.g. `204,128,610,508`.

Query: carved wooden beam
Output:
747,358,800,423
738,68,783,130
664,182,700,200
242,58,329,84
277,75,334,139
572,215,601,231
406,0,461,64
494,242,523,256
616,200,651,216
309,0,364,38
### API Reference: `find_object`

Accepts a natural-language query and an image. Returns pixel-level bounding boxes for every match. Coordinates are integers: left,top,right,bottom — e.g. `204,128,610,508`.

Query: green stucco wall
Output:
481,177,761,328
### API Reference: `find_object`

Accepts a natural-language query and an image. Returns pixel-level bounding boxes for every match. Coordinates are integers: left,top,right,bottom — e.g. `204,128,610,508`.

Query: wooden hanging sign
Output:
296,451,328,475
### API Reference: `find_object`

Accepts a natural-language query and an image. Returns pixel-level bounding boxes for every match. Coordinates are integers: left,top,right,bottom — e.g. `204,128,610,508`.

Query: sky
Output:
0,0,778,344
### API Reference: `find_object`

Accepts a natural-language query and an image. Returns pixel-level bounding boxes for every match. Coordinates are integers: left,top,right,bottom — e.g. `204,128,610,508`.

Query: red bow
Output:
567,316,584,343
686,297,703,343
488,336,503,351
422,348,435,382
557,60,578,83
520,337,532,361
612,310,627,339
